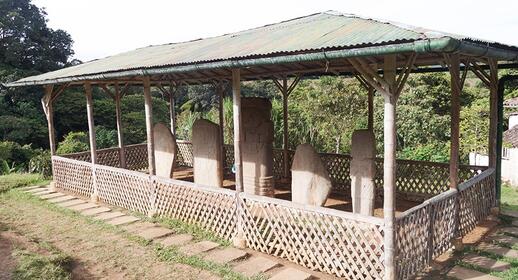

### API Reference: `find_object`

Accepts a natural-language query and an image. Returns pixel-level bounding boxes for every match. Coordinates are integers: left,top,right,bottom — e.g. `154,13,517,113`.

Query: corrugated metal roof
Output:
8,11,518,86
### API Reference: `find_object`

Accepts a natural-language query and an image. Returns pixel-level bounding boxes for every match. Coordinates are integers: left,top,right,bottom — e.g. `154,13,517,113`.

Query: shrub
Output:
29,150,52,178
0,141,35,171
56,132,89,155
0,159,9,175
95,126,117,149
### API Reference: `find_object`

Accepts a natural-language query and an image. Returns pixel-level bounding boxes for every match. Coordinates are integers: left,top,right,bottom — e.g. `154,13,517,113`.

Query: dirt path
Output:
0,192,218,280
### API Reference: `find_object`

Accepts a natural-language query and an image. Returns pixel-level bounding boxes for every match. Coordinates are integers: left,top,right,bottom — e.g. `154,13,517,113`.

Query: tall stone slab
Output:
242,98,274,196
350,129,376,216
291,144,332,206
153,123,176,178
192,119,223,188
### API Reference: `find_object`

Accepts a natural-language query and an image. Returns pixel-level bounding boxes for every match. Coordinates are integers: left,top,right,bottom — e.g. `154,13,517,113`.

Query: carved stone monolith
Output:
153,123,176,178
242,98,274,196
350,129,376,216
192,119,223,187
291,143,332,206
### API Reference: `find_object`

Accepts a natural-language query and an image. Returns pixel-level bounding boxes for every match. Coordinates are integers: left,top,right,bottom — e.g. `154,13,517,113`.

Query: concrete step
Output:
500,227,518,236
478,242,518,258
39,192,66,200
204,247,248,265
489,233,518,246
233,256,280,277
512,220,518,227
463,254,510,272
24,187,49,193
57,199,87,207
501,210,518,219
106,215,140,226
136,227,174,241
179,241,220,256
66,202,98,211
269,267,312,280
123,222,157,234
21,185,44,191
447,266,500,280
47,195,76,203
157,234,193,247
81,207,111,216
93,211,126,221
33,190,55,196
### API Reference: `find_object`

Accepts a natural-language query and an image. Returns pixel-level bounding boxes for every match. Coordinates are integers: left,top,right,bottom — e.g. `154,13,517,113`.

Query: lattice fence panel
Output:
320,153,351,192
223,144,234,174
177,141,193,167
458,170,496,236
95,165,152,214
240,194,384,279
125,144,148,171
154,178,236,240
97,148,121,167
61,151,91,162
52,156,94,198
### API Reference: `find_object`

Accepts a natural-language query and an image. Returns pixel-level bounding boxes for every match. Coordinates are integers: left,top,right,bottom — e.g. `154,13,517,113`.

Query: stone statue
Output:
153,123,176,178
350,129,376,216
192,119,223,188
291,143,332,206
241,98,275,197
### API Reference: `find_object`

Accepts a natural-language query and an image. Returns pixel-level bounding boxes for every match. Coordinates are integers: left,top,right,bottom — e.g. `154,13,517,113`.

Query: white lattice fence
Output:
176,140,194,167
396,168,495,279
239,193,385,279
52,156,94,198
125,144,148,171
154,177,236,240
95,165,153,214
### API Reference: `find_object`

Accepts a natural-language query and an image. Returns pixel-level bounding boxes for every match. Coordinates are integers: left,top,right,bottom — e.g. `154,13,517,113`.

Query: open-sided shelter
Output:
7,11,518,279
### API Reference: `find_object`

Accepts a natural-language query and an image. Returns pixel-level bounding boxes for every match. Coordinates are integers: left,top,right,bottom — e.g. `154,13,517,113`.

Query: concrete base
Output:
490,206,500,216
48,181,57,192
232,236,247,249
147,209,157,218
90,193,99,203
452,238,464,251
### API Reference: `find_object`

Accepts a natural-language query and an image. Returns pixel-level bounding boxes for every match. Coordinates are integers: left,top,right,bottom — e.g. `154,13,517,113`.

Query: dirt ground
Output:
0,192,218,280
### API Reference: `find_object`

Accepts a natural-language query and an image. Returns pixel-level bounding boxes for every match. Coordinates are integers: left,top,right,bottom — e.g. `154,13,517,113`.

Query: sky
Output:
33,0,518,62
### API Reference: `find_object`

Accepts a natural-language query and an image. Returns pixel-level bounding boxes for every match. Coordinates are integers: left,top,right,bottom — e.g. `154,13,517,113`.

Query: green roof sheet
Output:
8,11,518,86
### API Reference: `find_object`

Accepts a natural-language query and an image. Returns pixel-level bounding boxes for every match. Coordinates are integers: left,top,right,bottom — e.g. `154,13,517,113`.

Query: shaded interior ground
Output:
0,190,221,280
172,166,420,217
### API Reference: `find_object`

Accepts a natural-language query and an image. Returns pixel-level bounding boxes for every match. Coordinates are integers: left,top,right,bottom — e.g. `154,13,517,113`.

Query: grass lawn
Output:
501,183,518,212
0,173,50,193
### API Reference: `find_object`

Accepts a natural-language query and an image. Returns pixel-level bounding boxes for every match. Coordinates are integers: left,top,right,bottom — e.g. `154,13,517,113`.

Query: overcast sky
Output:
33,0,518,62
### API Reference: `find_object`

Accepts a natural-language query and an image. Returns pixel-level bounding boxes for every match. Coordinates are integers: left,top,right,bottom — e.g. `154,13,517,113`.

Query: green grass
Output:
501,183,518,212
0,173,50,193
12,243,72,280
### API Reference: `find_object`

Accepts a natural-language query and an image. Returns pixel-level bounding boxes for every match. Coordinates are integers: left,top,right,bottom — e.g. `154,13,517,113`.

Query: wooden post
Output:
488,59,499,168
169,83,176,136
114,84,126,169
382,55,397,280
42,85,57,156
232,68,245,248
367,86,374,130
282,77,289,179
84,82,98,201
448,54,461,189
143,77,156,175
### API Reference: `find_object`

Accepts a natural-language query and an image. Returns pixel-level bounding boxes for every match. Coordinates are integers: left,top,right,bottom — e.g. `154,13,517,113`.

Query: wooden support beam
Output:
488,59,499,168
143,77,156,175
84,82,98,202
114,84,126,168
217,81,225,180
42,85,57,156
382,54,397,280
446,54,461,189
367,86,374,131
168,82,177,136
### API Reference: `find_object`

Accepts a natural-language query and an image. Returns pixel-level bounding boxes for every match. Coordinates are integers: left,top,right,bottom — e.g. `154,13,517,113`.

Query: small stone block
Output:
489,234,518,245
22,185,44,191
512,220,518,227
157,234,193,247
136,227,174,241
463,254,510,272
81,207,111,216
106,216,140,226
25,187,49,193
66,202,98,211
447,266,500,280
204,248,248,264
179,241,220,256
47,195,76,203
501,210,518,219
123,222,157,233
269,267,312,280
39,193,66,199
478,242,518,258
233,256,279,277
93,211,125,221
57,199,87,207
500,227,518,236
33,190,54,196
